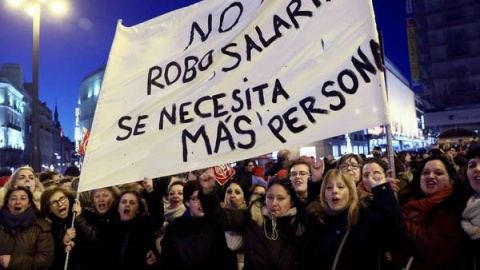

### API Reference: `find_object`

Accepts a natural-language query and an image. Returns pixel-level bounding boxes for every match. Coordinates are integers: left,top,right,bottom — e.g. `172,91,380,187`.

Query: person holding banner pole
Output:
39,186,89,270
64,186,120,270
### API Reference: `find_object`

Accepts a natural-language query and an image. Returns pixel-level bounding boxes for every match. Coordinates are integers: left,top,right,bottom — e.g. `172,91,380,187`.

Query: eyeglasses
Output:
339,163,359,171
289,171,310,178
189,196,201,204
49,196,68,208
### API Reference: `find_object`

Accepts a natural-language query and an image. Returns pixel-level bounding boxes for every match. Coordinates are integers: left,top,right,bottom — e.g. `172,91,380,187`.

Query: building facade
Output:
75,66,105,153
408,0,480,142
0,78,26,168
0,63,75,170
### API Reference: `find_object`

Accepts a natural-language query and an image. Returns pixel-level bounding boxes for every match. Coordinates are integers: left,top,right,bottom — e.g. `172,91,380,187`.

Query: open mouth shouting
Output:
425,179,437,189
96,203,108,214
169,198,181,208
331,196,340,204
120,207,136,221
57,206,68,218
327,195,348,212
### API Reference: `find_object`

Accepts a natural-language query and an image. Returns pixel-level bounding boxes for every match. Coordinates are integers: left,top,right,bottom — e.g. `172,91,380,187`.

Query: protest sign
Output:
79,0,389,192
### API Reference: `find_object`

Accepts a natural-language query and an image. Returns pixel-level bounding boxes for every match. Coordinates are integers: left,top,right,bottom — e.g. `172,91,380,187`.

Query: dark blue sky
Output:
0,0,409,140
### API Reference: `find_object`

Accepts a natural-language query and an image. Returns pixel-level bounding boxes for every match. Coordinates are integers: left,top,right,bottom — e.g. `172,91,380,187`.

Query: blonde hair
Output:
4,166,44,193
311,169,360,230
0,166,44,209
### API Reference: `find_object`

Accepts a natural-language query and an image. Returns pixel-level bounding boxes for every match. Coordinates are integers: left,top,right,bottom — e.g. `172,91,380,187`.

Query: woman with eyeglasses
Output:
63,186,120,270
198,169,304,270
40,186,91,270
336,154,363,185
0,186,54,270
298,168,403,270
160,180,237,270
287,158,324,220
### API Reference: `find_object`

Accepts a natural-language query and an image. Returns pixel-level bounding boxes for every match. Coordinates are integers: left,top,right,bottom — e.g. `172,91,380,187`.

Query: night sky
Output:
0,0,409,140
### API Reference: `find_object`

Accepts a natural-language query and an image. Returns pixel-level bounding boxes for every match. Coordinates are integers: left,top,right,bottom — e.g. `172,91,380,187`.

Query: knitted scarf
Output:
402,186,452,223
0,207,37,230
461,193,480,240
164,204,186,223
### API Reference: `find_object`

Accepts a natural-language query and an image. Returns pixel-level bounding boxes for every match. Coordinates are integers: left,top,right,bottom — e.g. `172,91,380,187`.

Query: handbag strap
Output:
403,256,414,270
331,228,351,270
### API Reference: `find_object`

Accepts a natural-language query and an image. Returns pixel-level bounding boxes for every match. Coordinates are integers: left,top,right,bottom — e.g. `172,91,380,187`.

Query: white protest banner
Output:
79,0,389,192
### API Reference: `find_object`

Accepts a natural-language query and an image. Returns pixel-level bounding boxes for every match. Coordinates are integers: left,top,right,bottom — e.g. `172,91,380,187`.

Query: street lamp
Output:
6,0,67,172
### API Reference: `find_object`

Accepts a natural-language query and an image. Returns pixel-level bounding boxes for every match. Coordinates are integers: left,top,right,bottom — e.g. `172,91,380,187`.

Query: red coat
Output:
395,187,469,270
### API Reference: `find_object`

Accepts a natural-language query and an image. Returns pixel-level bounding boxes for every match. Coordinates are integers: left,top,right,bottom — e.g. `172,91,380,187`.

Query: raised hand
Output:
386,169,400,193
197,168,216,195
311,159,325,182
142,177,154,193
0,255,11,268
146,250,157,265
365,172,388,189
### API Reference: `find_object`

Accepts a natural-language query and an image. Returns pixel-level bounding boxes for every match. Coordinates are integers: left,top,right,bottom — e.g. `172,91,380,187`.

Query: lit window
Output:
93,80,101,96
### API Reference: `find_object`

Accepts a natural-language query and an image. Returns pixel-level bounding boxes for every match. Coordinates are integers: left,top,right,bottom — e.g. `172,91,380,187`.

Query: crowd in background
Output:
0,140,479,270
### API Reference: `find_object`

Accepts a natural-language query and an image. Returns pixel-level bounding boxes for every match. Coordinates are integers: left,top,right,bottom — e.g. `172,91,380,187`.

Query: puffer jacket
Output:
0,215,54,270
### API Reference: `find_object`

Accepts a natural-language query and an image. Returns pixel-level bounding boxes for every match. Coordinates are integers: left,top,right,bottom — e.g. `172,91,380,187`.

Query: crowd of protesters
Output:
0,141,479,270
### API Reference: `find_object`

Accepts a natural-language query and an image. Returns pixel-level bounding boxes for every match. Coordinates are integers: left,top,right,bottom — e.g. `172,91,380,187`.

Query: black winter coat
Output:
298,183,404,270
160,212,237,270
200,191,304,270
95,191,164,270
107,215,159,270
70,207,118,270
48,210,94,270
0,210,54,270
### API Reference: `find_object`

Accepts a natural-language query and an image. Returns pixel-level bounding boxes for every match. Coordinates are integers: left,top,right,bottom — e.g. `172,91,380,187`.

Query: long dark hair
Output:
267,178,298,206
400,155,468,210
222,179,249,207
461,146,480,196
